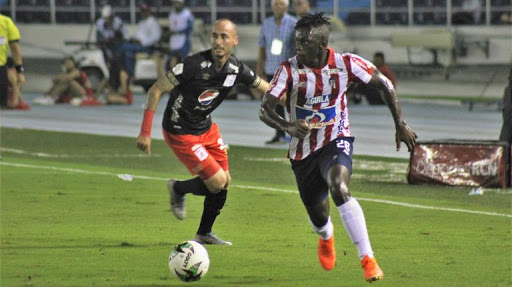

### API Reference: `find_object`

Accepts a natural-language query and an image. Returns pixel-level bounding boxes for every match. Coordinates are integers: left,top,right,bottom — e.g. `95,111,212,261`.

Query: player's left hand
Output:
395,123,417,152
136,135,152,154
287,119,311,139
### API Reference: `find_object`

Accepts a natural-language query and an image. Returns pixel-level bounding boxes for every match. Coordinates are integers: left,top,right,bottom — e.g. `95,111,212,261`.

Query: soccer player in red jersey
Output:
259,12,417,282
136,19,269,245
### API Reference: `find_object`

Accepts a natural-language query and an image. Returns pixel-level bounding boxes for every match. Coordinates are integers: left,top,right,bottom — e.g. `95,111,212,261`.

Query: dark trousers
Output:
0,65,8,108
499,85,512,143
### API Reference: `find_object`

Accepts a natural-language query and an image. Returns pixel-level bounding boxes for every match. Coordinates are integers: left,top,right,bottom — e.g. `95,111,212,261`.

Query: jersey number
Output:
336,139,351,156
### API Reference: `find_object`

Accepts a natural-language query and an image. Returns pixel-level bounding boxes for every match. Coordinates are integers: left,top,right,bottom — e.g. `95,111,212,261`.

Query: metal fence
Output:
1,0,510,26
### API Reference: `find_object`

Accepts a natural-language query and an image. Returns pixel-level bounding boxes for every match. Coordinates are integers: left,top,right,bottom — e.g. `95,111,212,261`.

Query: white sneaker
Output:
195,232,232,246
168,179,186,220
32,96,55,105
70,97,83,106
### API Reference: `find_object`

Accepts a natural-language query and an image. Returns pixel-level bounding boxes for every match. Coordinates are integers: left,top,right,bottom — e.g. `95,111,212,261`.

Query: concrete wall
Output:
18,24,512,66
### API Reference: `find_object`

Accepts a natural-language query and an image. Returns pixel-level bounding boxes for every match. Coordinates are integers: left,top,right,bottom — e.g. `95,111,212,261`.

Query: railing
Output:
0,0,510,26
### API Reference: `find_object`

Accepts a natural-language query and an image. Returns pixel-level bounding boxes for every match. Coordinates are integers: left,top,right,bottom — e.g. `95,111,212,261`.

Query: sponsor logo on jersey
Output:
201,73,210,80
352,56,372,72
295,105,336,129
170,95,183,122
323,68,343,75
198,89,220,106
305,94,330,106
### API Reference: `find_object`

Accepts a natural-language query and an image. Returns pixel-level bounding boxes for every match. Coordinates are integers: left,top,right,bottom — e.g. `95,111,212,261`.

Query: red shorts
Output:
163,123,229,180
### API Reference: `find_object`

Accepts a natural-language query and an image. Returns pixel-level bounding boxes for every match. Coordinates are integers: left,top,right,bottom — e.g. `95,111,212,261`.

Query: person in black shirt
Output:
136,19,270,245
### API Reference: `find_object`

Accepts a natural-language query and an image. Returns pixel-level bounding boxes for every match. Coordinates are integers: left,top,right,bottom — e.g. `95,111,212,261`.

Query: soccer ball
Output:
168,240,210,282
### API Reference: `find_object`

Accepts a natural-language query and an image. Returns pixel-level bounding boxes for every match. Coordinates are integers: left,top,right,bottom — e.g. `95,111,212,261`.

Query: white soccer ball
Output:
168,240,210,282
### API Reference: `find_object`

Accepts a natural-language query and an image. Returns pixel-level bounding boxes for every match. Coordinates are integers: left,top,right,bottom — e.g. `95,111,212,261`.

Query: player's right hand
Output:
136,135,152,154
287,119,310,139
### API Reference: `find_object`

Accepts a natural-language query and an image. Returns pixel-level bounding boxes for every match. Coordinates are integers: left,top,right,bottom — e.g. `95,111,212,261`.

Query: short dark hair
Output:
374,52,385,61
295,12,331,30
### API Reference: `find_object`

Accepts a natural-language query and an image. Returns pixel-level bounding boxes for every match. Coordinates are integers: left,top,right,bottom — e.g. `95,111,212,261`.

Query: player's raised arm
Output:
136,72,176,154
367,69,417,152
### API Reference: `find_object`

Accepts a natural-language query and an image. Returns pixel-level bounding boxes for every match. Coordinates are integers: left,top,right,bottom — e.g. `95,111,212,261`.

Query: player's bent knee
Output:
204,170,228,194
330,182,351,205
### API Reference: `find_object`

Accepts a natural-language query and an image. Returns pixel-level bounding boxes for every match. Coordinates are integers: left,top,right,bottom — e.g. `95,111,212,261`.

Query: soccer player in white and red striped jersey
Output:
259,12,417,282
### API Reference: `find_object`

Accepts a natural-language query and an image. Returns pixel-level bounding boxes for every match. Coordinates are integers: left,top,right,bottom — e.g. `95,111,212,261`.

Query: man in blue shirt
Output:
257,0,297,144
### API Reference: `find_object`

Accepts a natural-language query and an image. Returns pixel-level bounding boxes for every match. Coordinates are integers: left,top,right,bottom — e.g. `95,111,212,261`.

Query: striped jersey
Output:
266,48,376,161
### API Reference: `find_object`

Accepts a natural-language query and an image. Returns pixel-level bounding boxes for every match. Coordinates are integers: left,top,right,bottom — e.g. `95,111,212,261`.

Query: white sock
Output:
337,198,374,259
309,216,334,240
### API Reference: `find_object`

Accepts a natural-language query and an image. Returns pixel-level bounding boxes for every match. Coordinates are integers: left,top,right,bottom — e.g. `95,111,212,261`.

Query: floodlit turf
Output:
1,128,511,286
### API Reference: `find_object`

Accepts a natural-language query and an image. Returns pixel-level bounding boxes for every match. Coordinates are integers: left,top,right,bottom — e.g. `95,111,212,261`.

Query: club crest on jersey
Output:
200,60,212,69
305,94,330,106
295,105,336,129
198,89,220,106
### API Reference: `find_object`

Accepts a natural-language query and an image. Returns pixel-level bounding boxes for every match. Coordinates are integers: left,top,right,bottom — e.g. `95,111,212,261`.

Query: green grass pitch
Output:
1,128,511,286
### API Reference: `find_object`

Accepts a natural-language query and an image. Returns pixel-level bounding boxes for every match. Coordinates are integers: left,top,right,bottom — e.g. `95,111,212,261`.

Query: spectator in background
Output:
453,0,482,24
348,52,396,105
293,0,310,18
257,0,297,144
168,0,194,70
33,57,101,106
373,52,396,87
6,58,30,110
107,2,161,105
499,67,511,143
500,12,512,24
0,14,25,109
96,5,126,92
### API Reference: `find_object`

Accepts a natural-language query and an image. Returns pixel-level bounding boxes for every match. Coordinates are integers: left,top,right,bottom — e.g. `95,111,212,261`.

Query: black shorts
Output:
290,137,354,207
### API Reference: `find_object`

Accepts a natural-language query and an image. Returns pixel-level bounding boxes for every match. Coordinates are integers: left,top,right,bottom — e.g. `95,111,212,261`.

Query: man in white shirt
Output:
96,5,126,92
109,3,161,104
168,0,194,69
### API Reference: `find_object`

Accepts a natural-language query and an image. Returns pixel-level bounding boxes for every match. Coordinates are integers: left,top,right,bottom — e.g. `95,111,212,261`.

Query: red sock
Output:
86,87,94,99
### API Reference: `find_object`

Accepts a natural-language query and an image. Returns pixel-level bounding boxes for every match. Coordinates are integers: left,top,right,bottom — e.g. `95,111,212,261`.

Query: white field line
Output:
0,147,161,158
2,161,511,218
245,157,512,193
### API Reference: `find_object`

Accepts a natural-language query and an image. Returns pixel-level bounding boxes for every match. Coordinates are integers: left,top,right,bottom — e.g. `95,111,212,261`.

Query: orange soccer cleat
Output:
361,255,384,283
317,235,336,271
